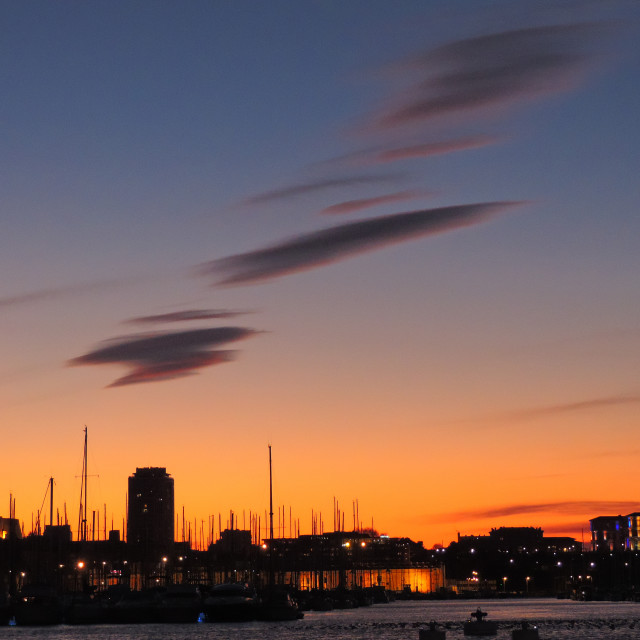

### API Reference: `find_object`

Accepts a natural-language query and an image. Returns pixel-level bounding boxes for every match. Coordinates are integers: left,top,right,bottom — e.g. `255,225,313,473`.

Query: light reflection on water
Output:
2,600,640,640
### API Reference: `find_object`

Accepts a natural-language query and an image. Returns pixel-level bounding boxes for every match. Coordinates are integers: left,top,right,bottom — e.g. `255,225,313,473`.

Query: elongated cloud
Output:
0,279,126,310
375,23,603,129
243,174,403,206
69,327,259,387
125,309,250,325
200,201,520,286
319,190,429,215
435,501,640,523
319,135,498,168
506,394,640,421
375,135,498,163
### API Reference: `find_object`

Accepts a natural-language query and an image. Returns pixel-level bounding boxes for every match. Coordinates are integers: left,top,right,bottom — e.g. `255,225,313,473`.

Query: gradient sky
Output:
2,0,640,548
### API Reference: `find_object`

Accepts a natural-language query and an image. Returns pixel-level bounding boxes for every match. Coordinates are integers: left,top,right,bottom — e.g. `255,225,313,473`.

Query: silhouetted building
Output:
127,467,174,556
0,517,21,540
489,527,543,552
542,536,580,553
590,515,627,552
43,524,72,544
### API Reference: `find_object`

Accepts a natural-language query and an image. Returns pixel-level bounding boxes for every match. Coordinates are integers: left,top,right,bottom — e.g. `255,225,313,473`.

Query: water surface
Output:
2,599,639,639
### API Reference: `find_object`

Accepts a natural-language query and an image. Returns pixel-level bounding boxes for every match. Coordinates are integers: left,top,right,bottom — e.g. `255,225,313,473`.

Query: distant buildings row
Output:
2,466,640,600
3,466,638,554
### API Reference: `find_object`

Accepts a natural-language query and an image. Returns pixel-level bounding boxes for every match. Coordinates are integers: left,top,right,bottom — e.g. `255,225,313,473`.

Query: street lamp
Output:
526,576,530,595
503,576,508,593
76,561,85,591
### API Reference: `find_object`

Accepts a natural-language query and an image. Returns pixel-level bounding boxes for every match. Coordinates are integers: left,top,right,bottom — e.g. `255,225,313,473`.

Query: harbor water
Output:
1,599,639,640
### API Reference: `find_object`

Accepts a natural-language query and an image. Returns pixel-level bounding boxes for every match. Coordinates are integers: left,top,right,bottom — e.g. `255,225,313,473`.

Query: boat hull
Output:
464,621,498,636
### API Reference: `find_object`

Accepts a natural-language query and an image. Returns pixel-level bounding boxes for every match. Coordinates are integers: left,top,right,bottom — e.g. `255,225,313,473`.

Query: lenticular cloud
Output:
69,326,259,387
200,201,521,286
374,23,604,129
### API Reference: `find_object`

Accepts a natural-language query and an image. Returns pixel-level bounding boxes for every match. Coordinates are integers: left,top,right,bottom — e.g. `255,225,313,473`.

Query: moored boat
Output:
13,585,63,626
258,588,303,621
419,620,446,639
463,608,498,636
160,584,204,623
204,582,258,622
64,592,108,625
512,621,539,639
110,589,162,624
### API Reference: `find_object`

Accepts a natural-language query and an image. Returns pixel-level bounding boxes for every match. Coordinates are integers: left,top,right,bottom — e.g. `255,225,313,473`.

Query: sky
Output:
2,0,640,548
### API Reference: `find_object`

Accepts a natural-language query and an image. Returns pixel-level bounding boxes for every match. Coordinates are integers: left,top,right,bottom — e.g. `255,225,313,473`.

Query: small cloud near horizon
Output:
448,393,640,429
69,326,259,387
433,500,640,523
505,394,640,421
199,201,521,286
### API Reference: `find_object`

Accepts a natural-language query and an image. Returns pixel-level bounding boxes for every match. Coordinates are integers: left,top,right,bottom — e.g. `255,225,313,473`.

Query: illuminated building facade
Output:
127,467,174,556
589,515,627,552
626,513,640,550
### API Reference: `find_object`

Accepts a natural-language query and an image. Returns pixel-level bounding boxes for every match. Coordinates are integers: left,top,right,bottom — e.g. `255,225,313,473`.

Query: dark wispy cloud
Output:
69,327,259,387
200,201,520,286
435,501,640,523
506,394,640,421
242,174,404,206
125,309,251,325
319,190,430,215
318,135,498,168
374,23,605,130
0,280,125,310
375,135,498,163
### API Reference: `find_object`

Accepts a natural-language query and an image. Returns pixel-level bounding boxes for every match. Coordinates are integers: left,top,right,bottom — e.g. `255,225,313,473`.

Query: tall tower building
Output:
127,467,174,555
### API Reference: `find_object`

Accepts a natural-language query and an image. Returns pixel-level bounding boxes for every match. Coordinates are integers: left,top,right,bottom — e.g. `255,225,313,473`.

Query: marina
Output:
0,599,639,639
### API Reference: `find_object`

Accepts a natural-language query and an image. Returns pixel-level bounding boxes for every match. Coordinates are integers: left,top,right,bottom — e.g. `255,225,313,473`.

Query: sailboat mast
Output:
78,426,88,542
269,445,274,543
268,444,274,588
49,477,54,528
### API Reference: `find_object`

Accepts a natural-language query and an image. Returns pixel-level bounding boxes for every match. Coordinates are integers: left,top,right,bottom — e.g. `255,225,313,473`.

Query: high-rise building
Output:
127,467,174,555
